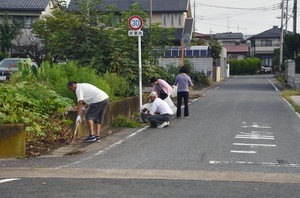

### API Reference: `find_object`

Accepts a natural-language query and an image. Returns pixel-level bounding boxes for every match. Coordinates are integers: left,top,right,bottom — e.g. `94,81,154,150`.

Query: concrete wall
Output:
286,60,300,89
0,124,25,159
158,57,213,82
68,94,150,137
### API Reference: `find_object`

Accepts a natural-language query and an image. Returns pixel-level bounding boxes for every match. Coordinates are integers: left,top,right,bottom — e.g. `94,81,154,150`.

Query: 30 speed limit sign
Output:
128,15,143,30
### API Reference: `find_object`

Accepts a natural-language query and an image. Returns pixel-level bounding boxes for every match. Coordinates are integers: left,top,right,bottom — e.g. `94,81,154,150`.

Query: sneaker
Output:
83,135,96,142
95,136,100,142
184,116,189,119
157,121,169,128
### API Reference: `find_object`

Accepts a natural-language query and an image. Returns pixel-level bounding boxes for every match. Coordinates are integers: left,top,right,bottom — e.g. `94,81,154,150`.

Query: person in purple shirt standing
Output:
173,66,193,119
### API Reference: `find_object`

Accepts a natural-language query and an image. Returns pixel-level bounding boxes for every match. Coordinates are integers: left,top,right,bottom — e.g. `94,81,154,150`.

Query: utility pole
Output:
279,0,284,71
293,0,297,33
286,0,289,32
149,0,152,25
193,0,196,33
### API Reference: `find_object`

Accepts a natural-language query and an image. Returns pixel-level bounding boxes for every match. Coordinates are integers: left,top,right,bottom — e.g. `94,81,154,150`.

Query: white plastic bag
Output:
164,96,177,115
171,86,177,97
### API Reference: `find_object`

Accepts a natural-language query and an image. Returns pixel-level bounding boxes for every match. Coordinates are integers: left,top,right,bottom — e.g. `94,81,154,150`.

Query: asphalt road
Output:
1,75,300,197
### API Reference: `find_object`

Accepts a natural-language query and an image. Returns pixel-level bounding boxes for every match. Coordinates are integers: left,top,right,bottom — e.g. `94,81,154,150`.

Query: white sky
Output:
192,0,299,35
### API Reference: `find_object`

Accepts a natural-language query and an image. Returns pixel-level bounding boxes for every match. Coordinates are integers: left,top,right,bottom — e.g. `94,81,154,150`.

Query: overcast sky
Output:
192,0,299,35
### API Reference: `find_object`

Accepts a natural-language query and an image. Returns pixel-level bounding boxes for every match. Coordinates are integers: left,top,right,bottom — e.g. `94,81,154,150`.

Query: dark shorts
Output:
85,99,108,124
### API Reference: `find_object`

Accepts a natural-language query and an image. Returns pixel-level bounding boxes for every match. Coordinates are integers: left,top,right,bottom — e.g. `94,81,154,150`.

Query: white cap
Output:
148,91,158,98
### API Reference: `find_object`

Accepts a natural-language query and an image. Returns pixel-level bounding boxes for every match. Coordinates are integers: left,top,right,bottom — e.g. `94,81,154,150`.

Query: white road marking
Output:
0,178,20,183
233,143,276,147
209,161,300,168
267,76,279,91
241,124,271,128
231,150,256,154
236,131,274,140
56,126,149,168
214,76,235,90
235,135,274,140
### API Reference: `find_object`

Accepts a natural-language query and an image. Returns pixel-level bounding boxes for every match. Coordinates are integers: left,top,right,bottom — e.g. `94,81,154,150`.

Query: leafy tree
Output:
0,12,24,54
284,34,300,60
13,29,44,66
32,0,175,95
209,38,222,66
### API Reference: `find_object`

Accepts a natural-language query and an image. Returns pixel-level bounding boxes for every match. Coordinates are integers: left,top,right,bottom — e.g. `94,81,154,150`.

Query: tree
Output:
0,12,24,54
13,29,44,66
284,34,300,60
32,0,175,95
208,38,222,65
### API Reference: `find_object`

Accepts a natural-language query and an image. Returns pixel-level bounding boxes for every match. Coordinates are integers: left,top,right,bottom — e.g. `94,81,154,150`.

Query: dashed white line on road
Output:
233,143,276,147
209,160,300,168
0,178,20,183
231,150,256,154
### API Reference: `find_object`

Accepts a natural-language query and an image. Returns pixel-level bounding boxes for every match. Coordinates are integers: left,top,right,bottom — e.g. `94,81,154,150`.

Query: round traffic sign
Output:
128,16,143,30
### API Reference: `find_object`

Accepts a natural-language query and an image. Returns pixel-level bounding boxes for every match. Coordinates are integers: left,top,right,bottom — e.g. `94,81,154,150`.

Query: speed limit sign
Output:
128,16,143,30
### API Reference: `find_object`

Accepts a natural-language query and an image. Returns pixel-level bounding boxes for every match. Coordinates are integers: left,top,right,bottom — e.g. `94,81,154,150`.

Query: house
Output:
212,32,248,60
0,0,55,29
0,0,56,56
247,25,292,66
194,32,248,60
68,0,194,46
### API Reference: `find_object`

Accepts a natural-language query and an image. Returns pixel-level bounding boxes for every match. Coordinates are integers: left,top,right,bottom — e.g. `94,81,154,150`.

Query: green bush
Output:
0,52,9,60
12,61,116,101
102,72,130,98
0,82,73,139
229,58,261,75
112,115,142,128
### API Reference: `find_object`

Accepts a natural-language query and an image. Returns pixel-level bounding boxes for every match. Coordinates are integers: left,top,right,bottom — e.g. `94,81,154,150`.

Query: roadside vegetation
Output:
281,89,300,113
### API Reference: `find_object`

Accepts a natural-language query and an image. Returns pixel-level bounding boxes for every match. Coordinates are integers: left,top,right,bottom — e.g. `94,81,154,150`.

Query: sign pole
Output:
181,38,184,66
128,15,143,115
138,33,142,114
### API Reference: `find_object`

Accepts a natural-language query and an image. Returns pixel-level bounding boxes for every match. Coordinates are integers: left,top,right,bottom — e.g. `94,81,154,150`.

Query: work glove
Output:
76,115,81,125
82,107,86,112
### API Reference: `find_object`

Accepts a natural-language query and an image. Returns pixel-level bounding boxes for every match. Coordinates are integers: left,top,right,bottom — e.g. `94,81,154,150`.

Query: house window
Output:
222,41,235,46
178,14,182,26
261,40,272,46
162,14,167,26
13,16,33,28
262,57,272,66
170,14,174,26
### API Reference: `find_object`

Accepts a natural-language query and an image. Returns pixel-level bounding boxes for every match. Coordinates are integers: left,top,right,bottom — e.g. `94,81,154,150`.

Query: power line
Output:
196,3,280,11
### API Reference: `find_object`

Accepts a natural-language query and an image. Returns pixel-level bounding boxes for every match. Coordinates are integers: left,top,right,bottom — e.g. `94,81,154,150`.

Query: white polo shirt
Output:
149,98,173,115
76,83,108,105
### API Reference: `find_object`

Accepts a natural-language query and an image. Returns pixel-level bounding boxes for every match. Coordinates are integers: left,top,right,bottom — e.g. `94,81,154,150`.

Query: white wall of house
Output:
151,12,187,28
252,38,280,54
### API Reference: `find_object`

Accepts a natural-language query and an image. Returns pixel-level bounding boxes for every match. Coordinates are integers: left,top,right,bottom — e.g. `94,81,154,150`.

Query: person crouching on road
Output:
67,81,109,142
145,91,173,128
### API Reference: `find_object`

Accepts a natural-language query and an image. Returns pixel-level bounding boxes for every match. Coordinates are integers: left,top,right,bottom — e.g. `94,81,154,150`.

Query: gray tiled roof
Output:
247,26,294,39
0,0,50,11
215,32,243,39
248,26,281,39
69,0,189,12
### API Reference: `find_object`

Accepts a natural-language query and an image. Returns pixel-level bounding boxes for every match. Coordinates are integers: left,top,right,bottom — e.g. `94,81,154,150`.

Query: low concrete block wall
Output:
68,93,150,137
0,124,25,159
